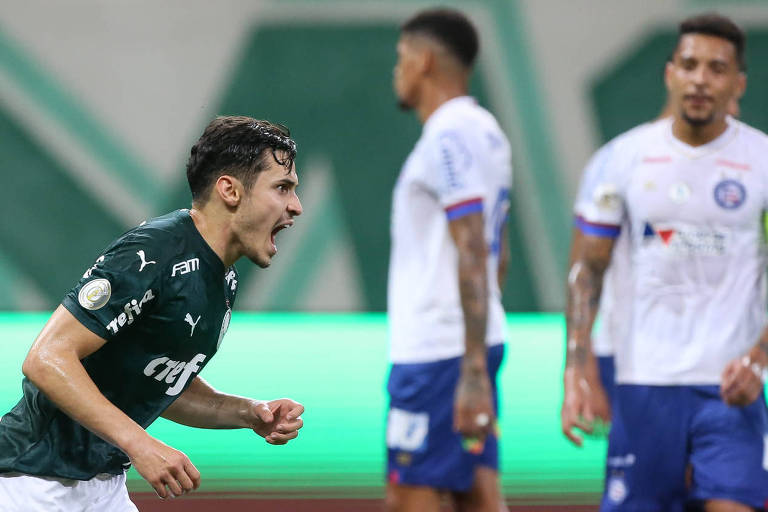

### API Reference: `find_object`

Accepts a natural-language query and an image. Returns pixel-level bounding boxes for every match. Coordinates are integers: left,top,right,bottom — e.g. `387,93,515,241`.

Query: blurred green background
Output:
2,0,767,313
0,313,606,501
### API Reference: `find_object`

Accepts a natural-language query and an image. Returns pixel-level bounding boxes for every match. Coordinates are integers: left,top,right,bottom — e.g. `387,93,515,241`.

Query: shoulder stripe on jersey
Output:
574,215,621,238
445,198,483,220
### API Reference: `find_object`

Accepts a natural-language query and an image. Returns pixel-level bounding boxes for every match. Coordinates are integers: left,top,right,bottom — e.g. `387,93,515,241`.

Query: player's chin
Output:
682,109,715,127
248,250,273,268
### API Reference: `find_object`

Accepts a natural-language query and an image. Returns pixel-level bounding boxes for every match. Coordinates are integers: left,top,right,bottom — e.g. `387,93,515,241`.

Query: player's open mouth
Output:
270,222,292,252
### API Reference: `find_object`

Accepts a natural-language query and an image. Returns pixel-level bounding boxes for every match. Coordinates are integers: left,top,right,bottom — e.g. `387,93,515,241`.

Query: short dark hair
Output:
678,13,746,71
401,8,479,69
186,116,297,203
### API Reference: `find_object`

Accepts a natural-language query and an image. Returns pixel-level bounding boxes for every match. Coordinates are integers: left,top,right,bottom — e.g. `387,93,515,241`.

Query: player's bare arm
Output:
449,211,494,439
720,326,768,407
161,377,303,444
23,305,200,499
562,230,614,446
497,220,510,292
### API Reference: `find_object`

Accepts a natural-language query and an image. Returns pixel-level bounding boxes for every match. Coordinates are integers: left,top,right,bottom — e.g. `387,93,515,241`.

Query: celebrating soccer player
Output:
0,117,305,510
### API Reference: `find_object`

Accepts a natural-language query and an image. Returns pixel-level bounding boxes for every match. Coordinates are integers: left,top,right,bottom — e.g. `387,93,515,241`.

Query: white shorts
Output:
0,471,137,512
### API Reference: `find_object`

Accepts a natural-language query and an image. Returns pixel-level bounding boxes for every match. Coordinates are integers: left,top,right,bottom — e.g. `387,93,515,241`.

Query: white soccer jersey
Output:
574,143,633,357
388,96,512,363
575,117,768,385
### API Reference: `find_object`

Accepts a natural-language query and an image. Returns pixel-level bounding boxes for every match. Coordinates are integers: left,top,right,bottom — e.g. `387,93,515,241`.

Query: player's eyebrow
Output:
275,177,299,188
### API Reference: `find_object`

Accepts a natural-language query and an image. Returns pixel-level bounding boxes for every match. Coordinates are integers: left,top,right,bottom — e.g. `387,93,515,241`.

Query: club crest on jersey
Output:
105,289,156,334
78,278,111,310
606,474,628,504
714,179,746,209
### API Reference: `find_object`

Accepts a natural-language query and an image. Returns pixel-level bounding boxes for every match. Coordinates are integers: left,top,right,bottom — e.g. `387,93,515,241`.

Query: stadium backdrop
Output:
2,0,768,504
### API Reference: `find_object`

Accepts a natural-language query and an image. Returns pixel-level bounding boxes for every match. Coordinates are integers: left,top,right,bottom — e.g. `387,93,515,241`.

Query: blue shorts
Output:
602,385,768,511
386,344,505,491
597,356,616,407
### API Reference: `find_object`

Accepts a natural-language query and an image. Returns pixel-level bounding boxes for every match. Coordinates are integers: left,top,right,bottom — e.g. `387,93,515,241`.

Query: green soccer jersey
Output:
0,209,238,480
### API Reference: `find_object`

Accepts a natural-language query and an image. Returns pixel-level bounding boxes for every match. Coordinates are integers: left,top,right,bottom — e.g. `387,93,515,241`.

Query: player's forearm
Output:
161,377,252,429
565,259,605,371
22,349,148,454
457,240,489,369
497,238,509,292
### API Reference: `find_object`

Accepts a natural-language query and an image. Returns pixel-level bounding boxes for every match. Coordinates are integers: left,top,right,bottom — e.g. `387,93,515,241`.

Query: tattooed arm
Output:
561,227,615,446
720,326,768,406
449,212,495,440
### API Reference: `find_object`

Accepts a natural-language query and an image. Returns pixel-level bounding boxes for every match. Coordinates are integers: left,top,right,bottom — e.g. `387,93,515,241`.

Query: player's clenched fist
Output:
248,399,304,445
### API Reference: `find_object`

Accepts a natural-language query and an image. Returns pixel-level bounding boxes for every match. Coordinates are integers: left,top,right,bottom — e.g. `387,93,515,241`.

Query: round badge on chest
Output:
713,179,746,209
668,182,691,204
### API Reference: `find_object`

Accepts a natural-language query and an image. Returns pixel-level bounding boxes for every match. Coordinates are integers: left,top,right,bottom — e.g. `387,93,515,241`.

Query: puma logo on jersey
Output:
172,258,200,277
143,353,206,396
225,270,238,291
184,313,201,337
106,289,156,334
137,250,156,272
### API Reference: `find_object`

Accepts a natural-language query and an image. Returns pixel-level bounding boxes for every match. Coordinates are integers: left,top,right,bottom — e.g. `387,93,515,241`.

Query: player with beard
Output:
562,13,768,511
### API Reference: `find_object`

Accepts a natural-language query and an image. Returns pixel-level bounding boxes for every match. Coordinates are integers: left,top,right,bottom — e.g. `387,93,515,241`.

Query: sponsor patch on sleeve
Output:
78,279,112,310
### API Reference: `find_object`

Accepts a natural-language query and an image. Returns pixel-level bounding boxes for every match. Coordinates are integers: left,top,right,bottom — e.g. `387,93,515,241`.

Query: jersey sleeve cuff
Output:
445,197,483,221
574,215,621,238
60,296,109,340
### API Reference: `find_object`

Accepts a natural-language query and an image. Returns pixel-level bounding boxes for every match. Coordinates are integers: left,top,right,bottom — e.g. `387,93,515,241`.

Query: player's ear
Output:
664,60,674,91
734,71,746,101
215,175,242,207
420,46,435,75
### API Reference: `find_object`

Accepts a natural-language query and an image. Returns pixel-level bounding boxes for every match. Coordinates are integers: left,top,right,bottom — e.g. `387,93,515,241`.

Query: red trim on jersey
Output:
445,197,483,212
716,159,751,171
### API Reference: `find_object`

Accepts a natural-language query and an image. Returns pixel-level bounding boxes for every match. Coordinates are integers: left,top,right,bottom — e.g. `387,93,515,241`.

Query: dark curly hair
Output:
186,116,297,204
678,13,746,71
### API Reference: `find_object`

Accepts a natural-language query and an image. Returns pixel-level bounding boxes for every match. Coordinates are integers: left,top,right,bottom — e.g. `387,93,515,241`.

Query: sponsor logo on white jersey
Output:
105,289,156,334
643,222,727,256
143,353,206,396
225,270,238,292
78,278,111,310
184,313,201,337
171,258,200,277
137,250,156,272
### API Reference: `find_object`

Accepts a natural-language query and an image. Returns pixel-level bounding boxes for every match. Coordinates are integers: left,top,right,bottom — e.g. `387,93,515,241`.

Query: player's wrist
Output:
460,353,488,375
744,347,768,382
118,426,155,457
